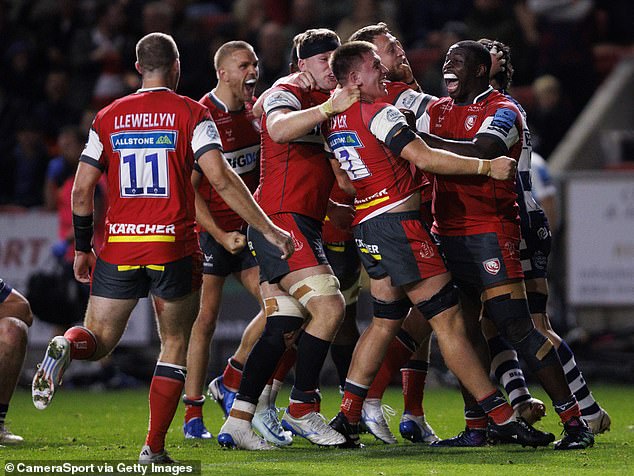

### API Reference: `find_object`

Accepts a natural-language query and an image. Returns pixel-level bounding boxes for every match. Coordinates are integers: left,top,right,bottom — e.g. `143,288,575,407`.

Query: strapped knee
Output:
289,274,341,307
527,291,548,315
514,328,559,371
416,281,460,320
264,295,307,319
484,294,558,371
372,296,411,320
260,314,304,349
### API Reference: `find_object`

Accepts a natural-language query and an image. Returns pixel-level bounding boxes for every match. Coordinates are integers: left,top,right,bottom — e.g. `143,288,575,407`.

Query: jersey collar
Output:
136,86,171,93
208,90,245,113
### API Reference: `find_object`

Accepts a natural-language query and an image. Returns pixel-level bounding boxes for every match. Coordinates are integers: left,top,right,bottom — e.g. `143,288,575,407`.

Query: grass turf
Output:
2,385,632,475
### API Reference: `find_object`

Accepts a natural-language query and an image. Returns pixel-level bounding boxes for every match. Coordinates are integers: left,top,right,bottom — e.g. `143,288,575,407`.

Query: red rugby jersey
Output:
323,101,421,226
195,91,260,232
80,87,222,264
255,83,334,221
422,87,521,236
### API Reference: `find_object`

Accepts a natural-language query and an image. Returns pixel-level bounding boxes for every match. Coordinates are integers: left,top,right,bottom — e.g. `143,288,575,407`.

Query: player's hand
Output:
287,71,317,91
489,156,517,180
220,231,247,255
73,250,97,284
326,202,355,232
397,62,416,85
264,226,295,260
400,109,417,130
328,84,361,115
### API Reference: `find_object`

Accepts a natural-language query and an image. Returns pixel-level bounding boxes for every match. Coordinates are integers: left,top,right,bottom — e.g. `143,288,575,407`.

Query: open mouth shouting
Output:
444,73,458,94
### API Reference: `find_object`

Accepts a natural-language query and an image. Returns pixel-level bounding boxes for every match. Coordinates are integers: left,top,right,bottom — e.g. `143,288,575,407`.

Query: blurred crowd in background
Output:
0,0,632,210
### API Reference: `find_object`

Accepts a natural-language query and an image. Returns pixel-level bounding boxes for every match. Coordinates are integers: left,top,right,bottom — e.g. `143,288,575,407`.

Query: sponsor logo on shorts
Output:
464,114,477,131
483,258,500,275
537,227,549,240
419,240,435,259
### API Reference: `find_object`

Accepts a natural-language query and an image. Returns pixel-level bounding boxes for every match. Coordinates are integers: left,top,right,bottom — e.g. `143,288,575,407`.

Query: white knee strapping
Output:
288,274,341,307
264,295,307,319
341,276,361,306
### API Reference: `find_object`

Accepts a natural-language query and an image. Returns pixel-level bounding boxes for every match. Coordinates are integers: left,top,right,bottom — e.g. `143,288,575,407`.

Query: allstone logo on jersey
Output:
327,131,362,150
111,131,177,149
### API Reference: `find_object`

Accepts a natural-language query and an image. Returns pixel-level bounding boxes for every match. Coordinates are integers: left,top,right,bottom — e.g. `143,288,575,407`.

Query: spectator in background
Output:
254,22,289,95
0,279,32,445
464,0,536,85
8,118,49,208
419,21,467,98
528,74,574,158
33,69,81,150
336,0,399,45
527,0,598,114
69,2,135,109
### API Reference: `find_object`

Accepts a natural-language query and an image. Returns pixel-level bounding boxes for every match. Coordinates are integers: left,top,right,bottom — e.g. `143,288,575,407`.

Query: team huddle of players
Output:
29,22,610,463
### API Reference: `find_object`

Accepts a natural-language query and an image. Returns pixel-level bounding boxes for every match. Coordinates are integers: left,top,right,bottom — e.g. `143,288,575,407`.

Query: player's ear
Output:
135,61,142,75
350,70,361,86
476,64,487,79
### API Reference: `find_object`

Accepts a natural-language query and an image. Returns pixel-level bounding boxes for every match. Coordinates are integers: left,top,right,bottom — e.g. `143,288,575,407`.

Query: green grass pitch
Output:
2,385,632,475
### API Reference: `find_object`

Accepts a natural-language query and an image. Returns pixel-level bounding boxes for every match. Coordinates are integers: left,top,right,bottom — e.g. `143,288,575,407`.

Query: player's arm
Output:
329,156,356,197
418,131,507,159
71,160,102,283
252,72,318,118
197,148,293,259
418,105,520,159
266,85,360,143
191,169,246,255
371,105,515,179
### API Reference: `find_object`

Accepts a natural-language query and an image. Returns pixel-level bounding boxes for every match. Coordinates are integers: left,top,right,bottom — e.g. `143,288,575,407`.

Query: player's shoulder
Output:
385,81,409,98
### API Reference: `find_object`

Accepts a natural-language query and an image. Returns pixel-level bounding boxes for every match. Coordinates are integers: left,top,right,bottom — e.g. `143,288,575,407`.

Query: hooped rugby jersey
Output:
324,101,421,225
421,87,521,236
80,87,222,264
255,83,335,221
194,91,260,232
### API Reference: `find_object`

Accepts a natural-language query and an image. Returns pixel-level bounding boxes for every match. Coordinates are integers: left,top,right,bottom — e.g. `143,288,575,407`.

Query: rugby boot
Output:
361,399,397,444
32,336,71,410
252,406,293,446
487,418,555,448
208,375,236,418
584,408,611,435
183,417,213,439
430,427,487,447
139,445,175,464
281,410,346,446
554,416,594,450
329,412,364,449
399,413,439,444
514,397,547,426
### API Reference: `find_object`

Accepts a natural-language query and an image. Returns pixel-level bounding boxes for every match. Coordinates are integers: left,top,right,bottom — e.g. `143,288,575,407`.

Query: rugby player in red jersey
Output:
348,23,438,445
217,28,361,450
418,40,593,450
180,40,292,445
322,41,555,450
31,32,293,463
